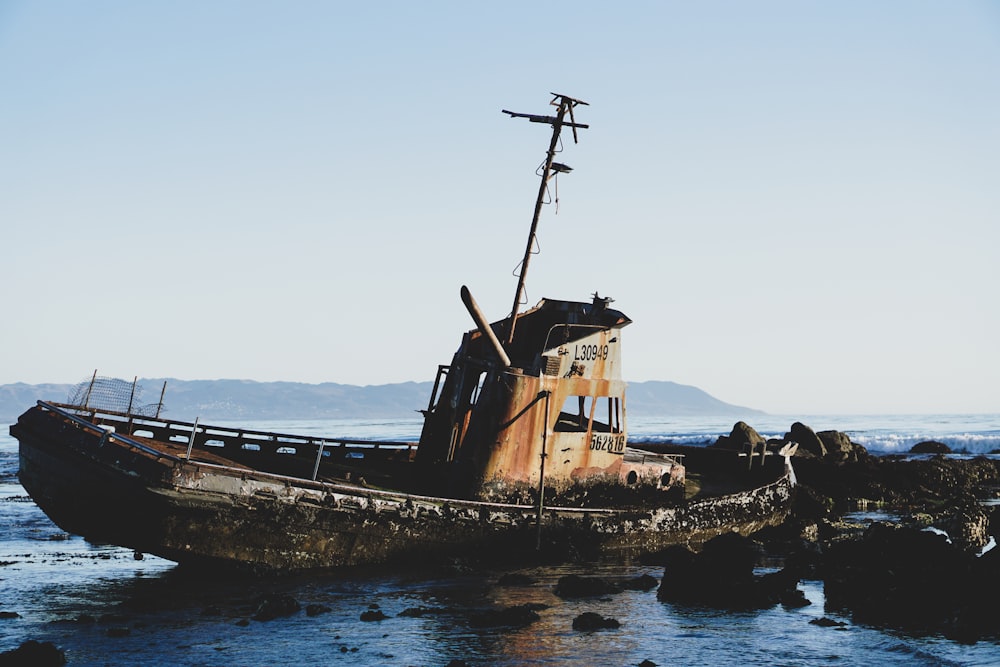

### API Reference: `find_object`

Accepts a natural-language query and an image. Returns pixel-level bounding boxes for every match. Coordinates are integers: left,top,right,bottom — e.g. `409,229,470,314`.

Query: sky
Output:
1,2,998,415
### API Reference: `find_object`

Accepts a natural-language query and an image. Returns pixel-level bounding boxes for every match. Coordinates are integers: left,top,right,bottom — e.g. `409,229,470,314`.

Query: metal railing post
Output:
311,440,326,481
535,390,551,550
185,417,200,460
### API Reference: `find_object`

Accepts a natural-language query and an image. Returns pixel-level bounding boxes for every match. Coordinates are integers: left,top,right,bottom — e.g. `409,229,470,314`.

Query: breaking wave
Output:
627,414,1000,456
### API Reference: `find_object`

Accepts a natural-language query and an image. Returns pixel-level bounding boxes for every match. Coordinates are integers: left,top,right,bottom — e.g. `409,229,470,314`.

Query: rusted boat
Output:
10,94,795,571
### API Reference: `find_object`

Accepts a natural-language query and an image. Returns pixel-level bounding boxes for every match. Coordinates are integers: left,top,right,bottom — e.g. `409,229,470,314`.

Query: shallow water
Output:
4,420,1000,665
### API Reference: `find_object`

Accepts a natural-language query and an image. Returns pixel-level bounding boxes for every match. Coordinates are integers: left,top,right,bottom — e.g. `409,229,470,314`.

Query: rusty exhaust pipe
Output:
461,285,512,368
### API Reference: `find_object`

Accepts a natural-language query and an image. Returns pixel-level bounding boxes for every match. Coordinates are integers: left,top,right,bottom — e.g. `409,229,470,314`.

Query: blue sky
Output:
1,2,998,414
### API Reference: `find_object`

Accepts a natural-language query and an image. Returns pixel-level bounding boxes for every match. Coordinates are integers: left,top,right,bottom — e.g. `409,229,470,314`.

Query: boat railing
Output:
35,401,184,464
41,401,418,472
624,448,684,468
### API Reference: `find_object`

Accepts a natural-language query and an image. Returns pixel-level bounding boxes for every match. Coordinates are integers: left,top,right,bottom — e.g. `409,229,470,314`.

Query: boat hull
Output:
12,403,794,571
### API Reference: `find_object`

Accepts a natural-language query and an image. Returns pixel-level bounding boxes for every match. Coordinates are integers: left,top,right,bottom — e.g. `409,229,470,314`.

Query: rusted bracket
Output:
498,389,551,431
501,109,589,130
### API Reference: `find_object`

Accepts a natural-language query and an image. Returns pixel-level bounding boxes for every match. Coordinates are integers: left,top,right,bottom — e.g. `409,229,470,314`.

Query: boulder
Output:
572,612,621,630
822,522,999,641
622,574,659,591
657,532,801,610
785,422,826,459
0,641,66,667
712,421,766,451
818,430,868,463
251,594,300,621
305,604,331,617
937,502,991,553
911,440,952,454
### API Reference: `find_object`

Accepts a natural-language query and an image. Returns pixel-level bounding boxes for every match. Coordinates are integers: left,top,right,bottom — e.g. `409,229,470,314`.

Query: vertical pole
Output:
311,440,326,481
156,381,167,419
507,99,571,344
535,390,551,550
83,369,98,409
127,376,137,415
185,417,200,461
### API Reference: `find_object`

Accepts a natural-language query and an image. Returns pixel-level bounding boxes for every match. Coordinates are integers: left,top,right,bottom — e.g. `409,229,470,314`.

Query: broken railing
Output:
44,401,417,482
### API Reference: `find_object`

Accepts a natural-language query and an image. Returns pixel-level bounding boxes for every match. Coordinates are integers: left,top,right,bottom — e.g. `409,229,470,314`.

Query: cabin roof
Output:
526,296,632,329
461,294,631,371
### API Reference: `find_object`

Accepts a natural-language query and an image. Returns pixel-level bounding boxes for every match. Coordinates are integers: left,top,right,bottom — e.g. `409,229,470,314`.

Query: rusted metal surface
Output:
12,401,793,571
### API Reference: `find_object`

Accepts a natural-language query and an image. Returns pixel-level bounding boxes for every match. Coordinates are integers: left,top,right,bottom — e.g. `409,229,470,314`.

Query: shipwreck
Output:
10,94,795,571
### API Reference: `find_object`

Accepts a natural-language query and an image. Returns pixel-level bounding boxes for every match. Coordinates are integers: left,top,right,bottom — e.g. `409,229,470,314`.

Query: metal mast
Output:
501,93,589,345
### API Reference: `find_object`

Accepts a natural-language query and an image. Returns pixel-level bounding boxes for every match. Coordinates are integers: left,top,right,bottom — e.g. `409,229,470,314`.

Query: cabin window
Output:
553,395,623,433
276,447,297,454
592,396,623,433
554,395,592,432
469,371,486,407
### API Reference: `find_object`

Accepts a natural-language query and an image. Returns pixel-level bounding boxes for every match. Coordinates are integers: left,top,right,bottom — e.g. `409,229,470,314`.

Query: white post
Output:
311,440,326,481
185,417,200,460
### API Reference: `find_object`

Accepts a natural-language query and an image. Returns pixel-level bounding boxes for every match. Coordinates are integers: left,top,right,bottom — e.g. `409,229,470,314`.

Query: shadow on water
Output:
6,549,998,667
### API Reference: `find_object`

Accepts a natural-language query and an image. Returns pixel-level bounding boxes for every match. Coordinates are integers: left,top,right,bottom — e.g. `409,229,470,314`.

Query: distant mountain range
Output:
1,378,762,425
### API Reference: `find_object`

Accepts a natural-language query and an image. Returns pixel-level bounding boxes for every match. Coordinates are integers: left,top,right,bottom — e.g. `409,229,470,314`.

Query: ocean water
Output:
2,413,999,666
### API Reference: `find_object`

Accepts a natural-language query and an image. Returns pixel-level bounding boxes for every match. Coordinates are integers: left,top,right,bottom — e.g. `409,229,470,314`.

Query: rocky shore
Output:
3,419,998,663
690,420,1000,643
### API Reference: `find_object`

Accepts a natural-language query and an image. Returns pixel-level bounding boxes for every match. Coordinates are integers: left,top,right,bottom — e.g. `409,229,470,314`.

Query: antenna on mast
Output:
501,93,589,345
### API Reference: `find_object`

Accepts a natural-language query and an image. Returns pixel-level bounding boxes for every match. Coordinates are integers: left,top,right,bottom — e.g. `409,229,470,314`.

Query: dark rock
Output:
305,604,331,617
818,430,868,463
810,617,847,628
554,574,620,598
467,604,540,628
0,640,66,667
105,627,130,638
937,501,990,553
0,612,20,620
792,451,1000,510
638,661,658,667
911,440,952,454
360,609,388,622
785,422,826,459
251,594,300,621
781,538,825,578
657,533,801,610
622,574,659,591
572,611,621,630
445,661,471,667
712,421,766,451
822,522,999,641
